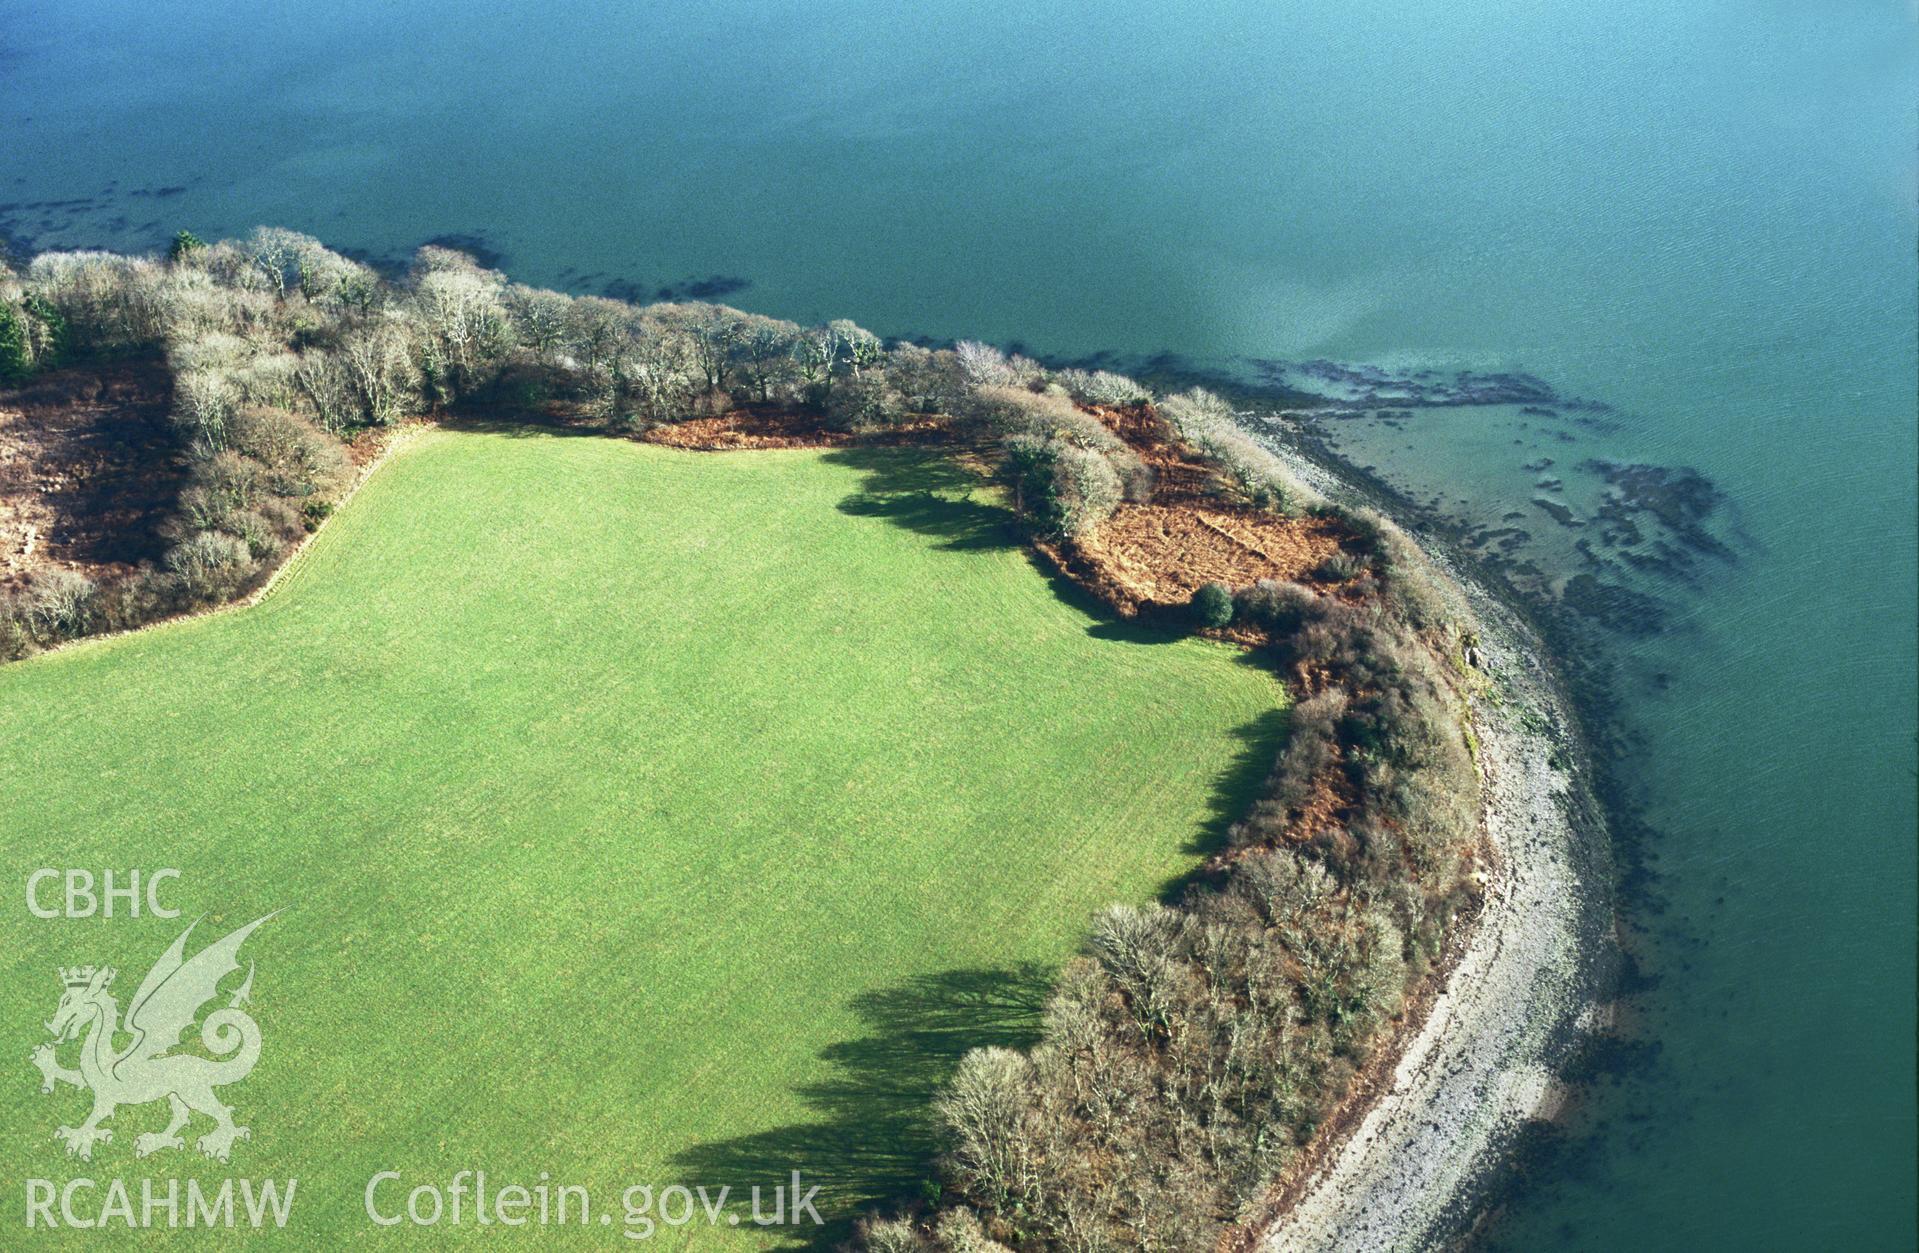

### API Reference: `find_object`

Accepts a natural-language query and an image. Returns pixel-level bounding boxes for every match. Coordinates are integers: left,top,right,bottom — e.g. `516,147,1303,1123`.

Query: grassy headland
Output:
0,430,1282,1245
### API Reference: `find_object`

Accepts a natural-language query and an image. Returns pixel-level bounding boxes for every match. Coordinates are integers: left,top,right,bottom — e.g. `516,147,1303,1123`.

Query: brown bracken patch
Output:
0,358,180,591
1288,762,1353,844
1073,503,1346,614
642,407,859,451
640,407,950,452
1089,402,1234,497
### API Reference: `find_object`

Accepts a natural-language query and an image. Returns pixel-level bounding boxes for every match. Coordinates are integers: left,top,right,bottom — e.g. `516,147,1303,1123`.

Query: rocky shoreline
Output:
1254,435,1615,1251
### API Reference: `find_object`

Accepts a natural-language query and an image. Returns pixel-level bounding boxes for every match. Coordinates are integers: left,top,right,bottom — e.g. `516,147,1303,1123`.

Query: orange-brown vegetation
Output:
641,406,861,451
640,406,948,451
1077,503,1346,612
1016,402,1363,617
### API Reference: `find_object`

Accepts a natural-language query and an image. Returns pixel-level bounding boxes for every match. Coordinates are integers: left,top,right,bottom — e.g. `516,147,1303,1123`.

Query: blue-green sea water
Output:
4,1,1914,1246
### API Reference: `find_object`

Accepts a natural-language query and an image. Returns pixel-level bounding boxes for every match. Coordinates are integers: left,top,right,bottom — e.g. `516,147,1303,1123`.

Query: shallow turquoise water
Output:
5,1,1915,1246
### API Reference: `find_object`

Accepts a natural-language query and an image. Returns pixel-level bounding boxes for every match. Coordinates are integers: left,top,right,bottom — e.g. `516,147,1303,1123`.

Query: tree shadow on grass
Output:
1157,704,1290,902
822,449,1225,652
822,446,1292,905
1083,614,1188,645
822,446,1019,553
670,963,1053,1249
439,410,606,439
824,445,1165,635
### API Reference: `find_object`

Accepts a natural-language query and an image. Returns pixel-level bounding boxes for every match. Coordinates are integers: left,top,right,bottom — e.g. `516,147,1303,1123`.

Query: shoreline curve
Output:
1254,432,1615,1251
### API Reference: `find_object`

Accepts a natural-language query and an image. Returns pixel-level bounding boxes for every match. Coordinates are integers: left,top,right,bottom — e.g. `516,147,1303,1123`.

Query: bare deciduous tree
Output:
503,285,574,361
563,297,634,377
655,303,743,394
171,368,238,455
293,350,359,433
621,323,700,421
28,570,97,634
412,262,511,394
730,315,798,403
340,318,420,426
936,1048,1037,1214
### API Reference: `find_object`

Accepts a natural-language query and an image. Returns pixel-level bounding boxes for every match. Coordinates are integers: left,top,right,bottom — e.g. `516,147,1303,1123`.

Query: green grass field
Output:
0,429,1283,1246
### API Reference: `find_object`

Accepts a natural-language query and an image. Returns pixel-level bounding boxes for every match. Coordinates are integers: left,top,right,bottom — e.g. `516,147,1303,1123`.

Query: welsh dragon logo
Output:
29,914,276,1163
